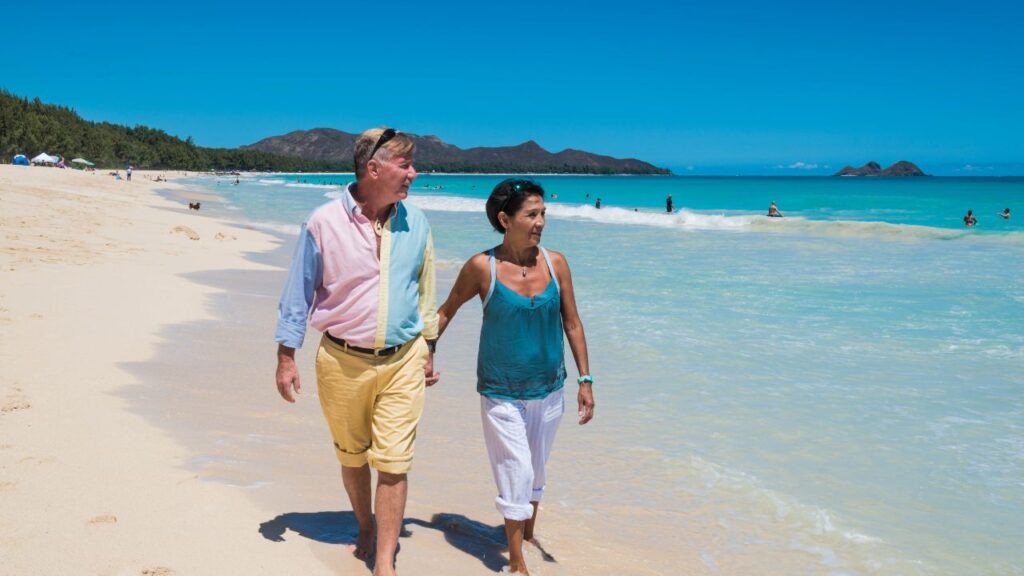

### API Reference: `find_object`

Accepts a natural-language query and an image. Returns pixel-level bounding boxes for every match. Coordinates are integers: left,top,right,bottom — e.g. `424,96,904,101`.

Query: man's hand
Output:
425,351,441,387
276,345,301,402
577,383,594,425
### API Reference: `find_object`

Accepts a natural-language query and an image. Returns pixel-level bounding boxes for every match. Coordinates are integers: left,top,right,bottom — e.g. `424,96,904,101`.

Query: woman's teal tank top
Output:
477,247,566,400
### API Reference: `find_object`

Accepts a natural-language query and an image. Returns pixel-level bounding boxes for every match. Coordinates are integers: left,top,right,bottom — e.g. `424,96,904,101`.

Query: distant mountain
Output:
834,160,927,177
243,128,670,175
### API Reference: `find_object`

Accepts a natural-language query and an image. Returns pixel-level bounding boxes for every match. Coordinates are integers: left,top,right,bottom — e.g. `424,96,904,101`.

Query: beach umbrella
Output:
71,158,95,166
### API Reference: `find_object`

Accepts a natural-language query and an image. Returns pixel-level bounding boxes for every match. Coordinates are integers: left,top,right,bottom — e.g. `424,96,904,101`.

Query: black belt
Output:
326,332,403,357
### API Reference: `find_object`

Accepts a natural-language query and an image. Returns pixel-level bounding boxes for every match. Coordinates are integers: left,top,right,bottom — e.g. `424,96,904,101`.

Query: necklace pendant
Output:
522,266,527,277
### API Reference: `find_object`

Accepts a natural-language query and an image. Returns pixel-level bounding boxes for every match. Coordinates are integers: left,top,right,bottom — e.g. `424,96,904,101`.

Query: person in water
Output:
436,179,594,575
767,201,783,217
964,209,977,227
595,197,602,209
999,208,1011,220
666,194,673,213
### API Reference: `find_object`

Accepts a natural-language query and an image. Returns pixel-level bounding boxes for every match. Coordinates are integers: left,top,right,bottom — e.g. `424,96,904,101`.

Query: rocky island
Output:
833,161,927,177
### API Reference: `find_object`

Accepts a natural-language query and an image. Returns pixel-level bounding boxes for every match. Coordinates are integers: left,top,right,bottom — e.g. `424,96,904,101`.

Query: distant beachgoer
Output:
999,208,1010,220
126,165,133,181
666,194,673,213
550,193,557,199
964,210,977,227
275,128,437,574
595,198,601,209
234,177,240,185
436,179,594,576
767,201,783,218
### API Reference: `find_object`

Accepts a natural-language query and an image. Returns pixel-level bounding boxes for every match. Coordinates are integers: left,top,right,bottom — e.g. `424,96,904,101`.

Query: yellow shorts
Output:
315,334,428,474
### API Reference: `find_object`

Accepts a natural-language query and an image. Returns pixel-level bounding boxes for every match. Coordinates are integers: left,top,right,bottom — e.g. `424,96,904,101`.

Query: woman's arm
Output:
437,253,489,338
551,251,595,425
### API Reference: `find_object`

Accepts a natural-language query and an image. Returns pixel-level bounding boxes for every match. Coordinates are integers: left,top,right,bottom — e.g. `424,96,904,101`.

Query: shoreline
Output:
3,164,961,575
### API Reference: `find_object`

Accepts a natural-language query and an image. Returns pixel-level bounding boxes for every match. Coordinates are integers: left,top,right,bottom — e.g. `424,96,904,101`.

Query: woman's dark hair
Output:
485,179,545,233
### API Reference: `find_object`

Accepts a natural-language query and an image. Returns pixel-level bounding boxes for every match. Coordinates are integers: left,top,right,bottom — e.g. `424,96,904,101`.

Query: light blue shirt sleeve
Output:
275,223,323,349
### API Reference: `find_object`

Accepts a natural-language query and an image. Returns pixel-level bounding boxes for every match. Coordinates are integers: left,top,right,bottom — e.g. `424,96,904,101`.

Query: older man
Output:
275,127,438,575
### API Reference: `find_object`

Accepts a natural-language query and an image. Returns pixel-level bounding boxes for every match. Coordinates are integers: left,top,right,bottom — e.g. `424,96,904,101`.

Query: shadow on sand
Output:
260,511,556,573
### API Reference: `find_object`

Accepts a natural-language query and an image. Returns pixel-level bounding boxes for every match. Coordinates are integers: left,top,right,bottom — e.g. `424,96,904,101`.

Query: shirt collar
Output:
342,182,399,220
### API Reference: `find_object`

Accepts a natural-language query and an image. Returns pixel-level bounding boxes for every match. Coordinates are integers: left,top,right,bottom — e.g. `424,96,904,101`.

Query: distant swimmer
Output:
595,198,602,209
1000,208,1011,219
666,194,673,213
964,209,977,227
767,201,783,218
551,193,558,199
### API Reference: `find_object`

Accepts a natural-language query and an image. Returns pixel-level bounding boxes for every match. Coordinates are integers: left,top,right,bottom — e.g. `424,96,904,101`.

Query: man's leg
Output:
373,471,407,576
341,464,374,559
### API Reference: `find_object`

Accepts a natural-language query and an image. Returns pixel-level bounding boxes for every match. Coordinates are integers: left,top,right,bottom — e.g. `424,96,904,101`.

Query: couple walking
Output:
274,128,595,575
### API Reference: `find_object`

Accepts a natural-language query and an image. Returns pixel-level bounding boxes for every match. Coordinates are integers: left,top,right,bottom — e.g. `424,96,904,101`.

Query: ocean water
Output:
186,174,1024,575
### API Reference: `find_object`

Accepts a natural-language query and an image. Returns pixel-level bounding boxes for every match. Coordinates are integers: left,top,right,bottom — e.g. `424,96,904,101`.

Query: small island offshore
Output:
833,160,928,176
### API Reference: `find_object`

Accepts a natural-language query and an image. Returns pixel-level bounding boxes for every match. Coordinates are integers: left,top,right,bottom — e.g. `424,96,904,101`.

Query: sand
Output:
0,165,597,575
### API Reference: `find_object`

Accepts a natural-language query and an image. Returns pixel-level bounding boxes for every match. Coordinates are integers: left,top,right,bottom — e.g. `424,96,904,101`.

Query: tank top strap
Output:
483,249,498,308
540,247,559,293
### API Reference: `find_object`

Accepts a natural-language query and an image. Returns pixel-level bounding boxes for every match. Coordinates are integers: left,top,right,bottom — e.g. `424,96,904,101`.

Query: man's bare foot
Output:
351,528,375,560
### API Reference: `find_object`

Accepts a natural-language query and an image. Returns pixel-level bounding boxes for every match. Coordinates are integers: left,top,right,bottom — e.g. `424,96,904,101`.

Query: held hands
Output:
577,383,595,425
425,351,441,387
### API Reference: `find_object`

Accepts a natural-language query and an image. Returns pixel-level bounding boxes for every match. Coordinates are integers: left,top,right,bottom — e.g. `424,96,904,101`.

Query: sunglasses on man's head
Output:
368,128,397,162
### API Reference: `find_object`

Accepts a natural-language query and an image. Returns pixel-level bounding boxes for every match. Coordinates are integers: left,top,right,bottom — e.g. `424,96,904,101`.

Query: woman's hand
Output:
577,383,594,425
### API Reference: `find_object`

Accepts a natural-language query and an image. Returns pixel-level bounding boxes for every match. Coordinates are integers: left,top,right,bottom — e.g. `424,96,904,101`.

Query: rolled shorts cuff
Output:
532,487,545,501
367,452,413,475
495,496,535,521
334,444,369,468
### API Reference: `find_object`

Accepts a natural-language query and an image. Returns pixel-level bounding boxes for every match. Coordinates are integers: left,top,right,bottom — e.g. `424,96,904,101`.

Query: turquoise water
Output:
191,174,1024,575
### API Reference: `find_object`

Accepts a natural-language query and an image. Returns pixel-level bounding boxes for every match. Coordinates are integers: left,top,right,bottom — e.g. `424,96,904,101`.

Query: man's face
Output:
374,154,417,203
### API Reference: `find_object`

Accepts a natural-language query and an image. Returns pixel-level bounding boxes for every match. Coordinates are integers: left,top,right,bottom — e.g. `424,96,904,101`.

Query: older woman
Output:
437,179,595,575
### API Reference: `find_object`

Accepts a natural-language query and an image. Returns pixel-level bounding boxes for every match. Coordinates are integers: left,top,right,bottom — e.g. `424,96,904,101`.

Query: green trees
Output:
0,90,348,172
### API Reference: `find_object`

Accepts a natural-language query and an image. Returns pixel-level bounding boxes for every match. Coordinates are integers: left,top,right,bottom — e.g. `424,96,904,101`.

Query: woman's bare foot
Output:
503,563,530,575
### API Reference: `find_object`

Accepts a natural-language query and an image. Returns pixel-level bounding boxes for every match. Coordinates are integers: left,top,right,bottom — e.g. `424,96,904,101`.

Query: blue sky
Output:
3,0,1022,174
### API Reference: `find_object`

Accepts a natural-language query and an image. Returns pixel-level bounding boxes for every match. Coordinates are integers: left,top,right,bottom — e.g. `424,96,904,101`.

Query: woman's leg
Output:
522,389,565,541
481,396,537,573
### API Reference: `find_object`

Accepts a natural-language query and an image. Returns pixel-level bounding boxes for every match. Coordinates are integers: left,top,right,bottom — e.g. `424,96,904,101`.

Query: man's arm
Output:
274,223,322,401
418,231,440,386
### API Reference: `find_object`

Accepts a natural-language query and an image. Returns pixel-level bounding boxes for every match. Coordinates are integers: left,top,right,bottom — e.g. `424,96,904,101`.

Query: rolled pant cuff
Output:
495,496,534,521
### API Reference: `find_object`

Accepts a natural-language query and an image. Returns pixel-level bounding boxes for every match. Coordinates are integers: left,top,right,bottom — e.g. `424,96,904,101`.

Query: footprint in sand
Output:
141,567,175,576
1,399,31,413
88,514,118,524
214,232,237,241
169,225,200,241
0,481,16,491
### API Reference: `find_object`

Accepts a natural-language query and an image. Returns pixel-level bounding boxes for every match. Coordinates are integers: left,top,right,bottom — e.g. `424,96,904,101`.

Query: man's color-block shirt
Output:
275,183,438,349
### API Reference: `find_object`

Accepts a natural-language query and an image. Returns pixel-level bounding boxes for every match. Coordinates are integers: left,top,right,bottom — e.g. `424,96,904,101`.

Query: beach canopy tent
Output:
31,152,59,165
71,158,95,166
13,154,29,165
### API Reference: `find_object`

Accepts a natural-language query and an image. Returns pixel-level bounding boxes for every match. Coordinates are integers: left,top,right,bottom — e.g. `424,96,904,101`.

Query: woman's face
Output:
502,194,546,246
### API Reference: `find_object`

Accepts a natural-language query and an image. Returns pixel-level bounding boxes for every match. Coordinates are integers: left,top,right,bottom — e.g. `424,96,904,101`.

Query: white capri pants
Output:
480,388,565,521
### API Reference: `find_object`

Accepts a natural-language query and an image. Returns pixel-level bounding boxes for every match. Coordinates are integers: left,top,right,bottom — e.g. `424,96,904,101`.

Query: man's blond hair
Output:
353,127,415,178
